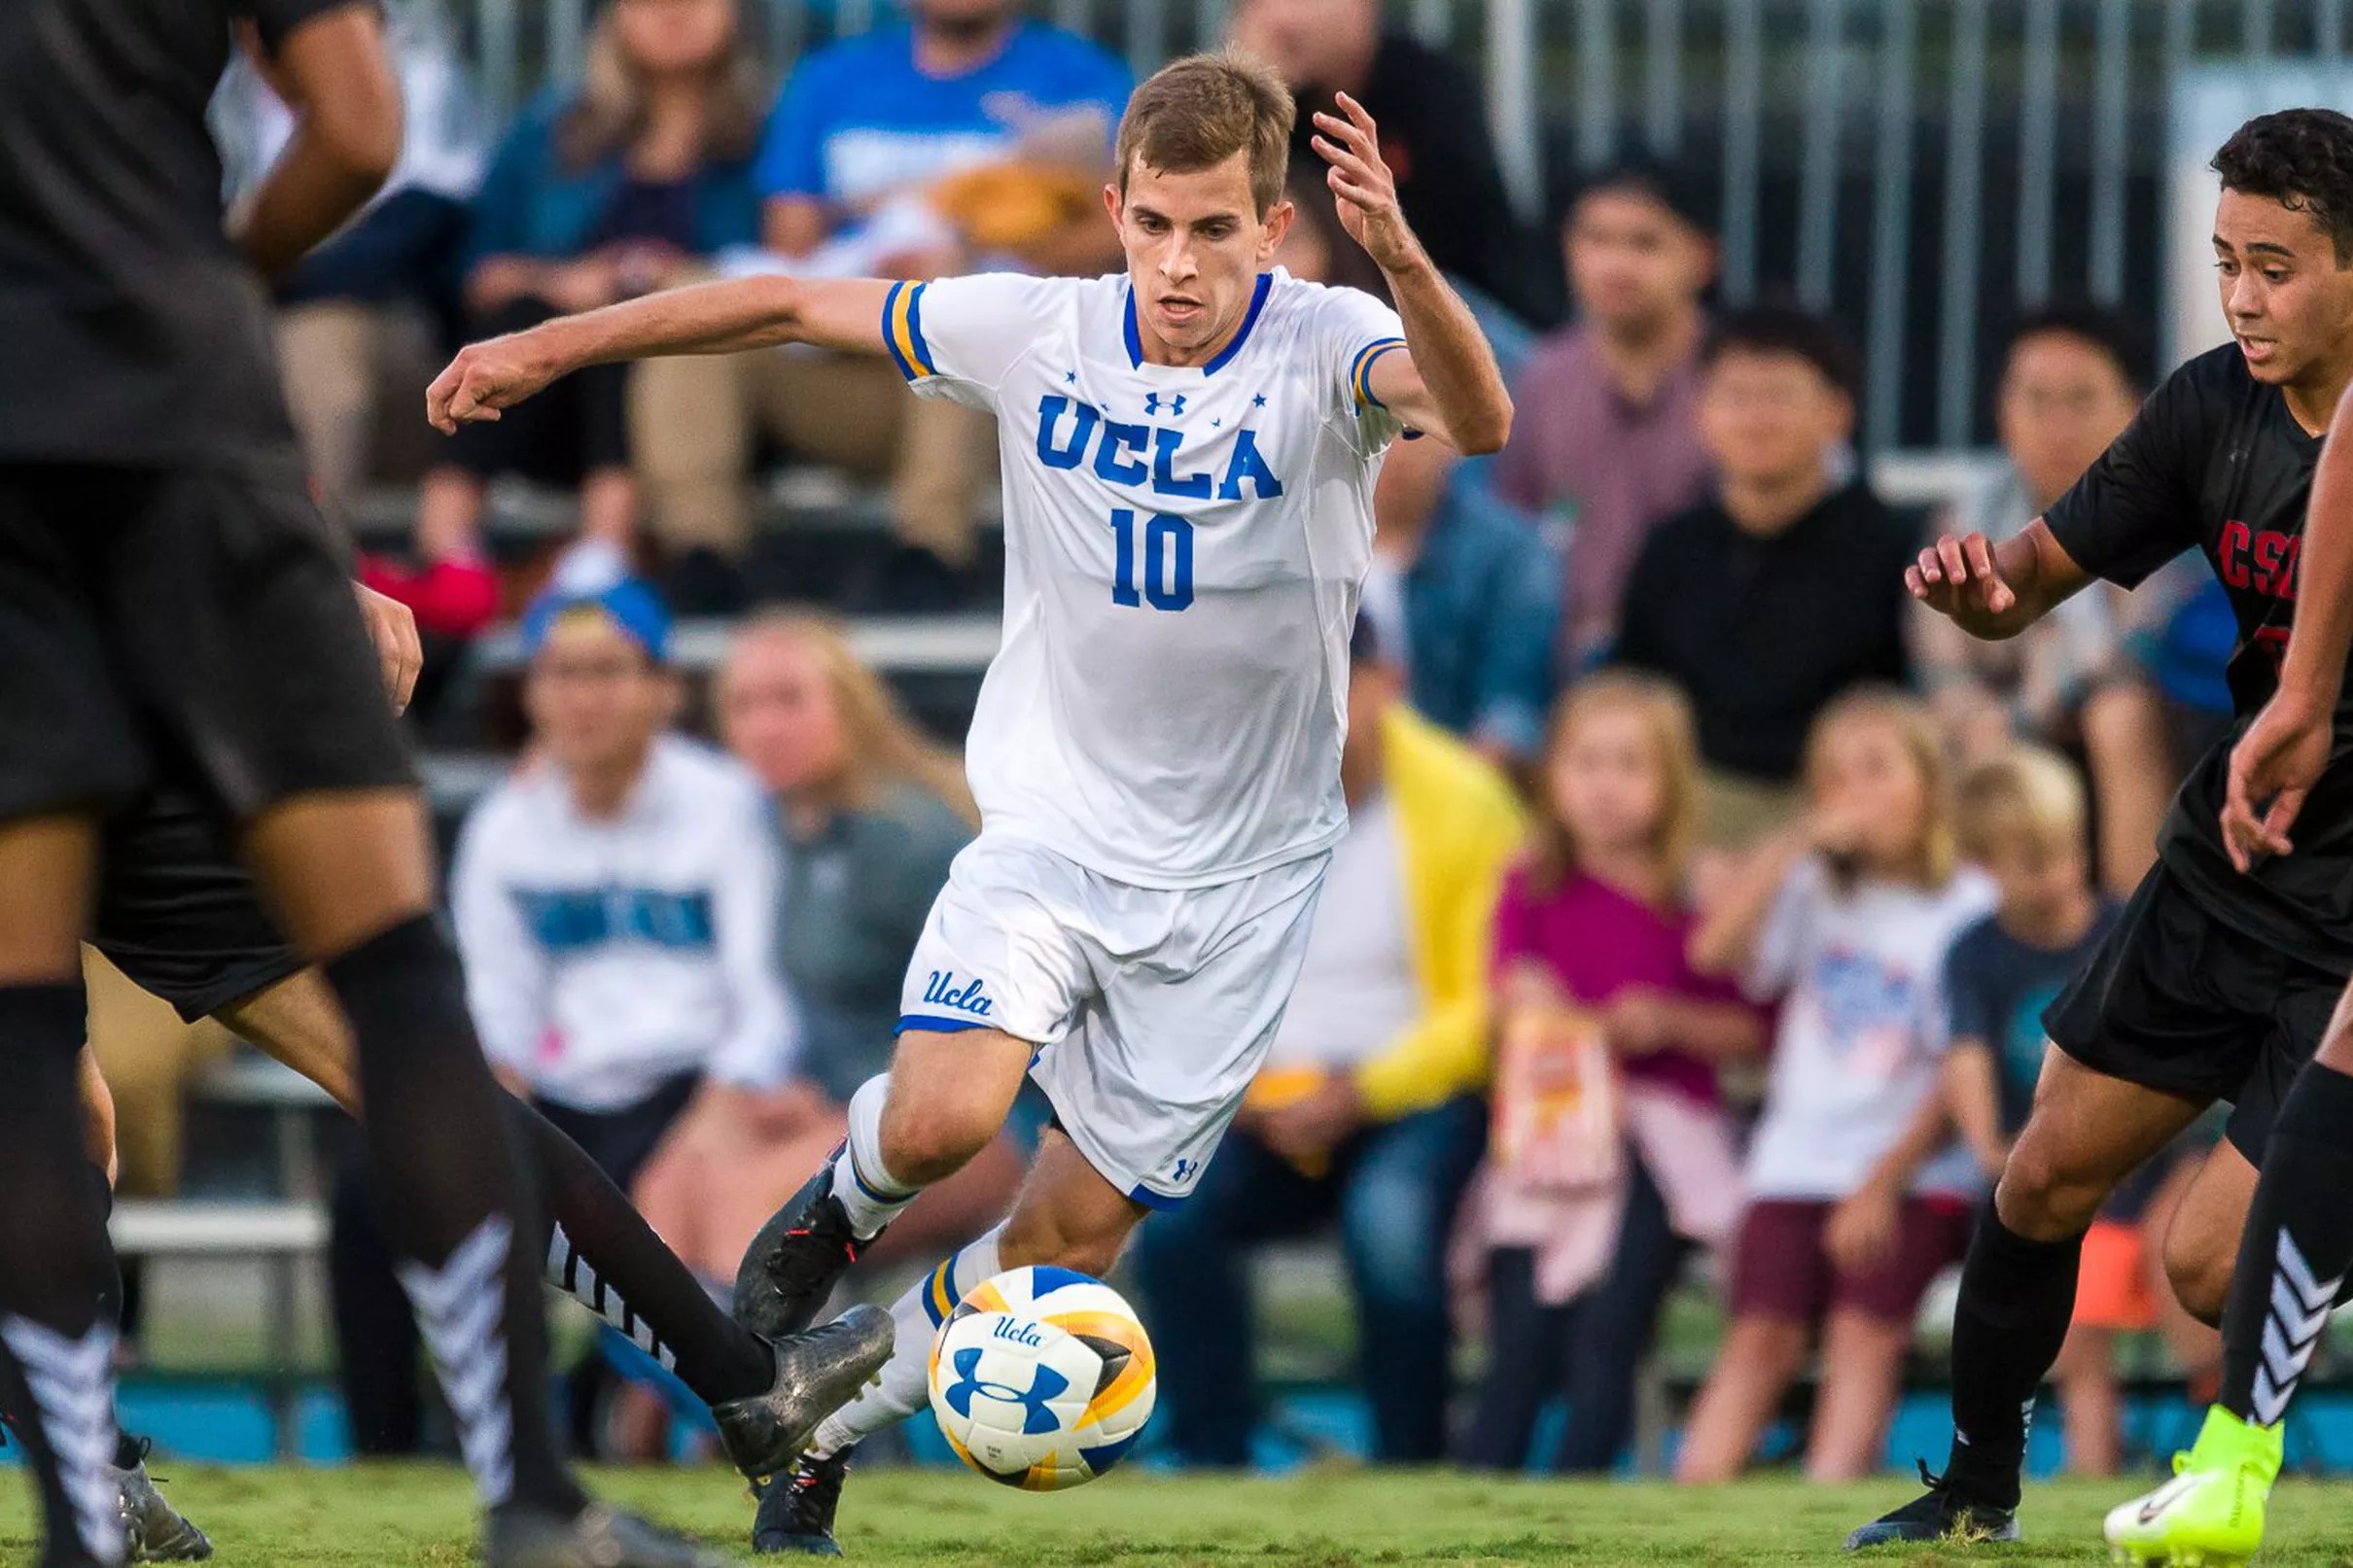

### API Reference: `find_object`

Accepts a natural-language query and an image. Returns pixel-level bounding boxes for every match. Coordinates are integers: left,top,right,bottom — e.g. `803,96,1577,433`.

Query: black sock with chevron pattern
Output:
322,916,585,1518
2219,1063,2353,1428
0,983,122,1566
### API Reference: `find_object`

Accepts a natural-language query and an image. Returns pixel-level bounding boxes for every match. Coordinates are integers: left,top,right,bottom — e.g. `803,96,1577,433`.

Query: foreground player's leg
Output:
208,968,887,1480
1849,1050,2201,1549
754,1130,1145,1556
0,818,126,1568
2105,1032,2353,1565
735,1028,1035,1340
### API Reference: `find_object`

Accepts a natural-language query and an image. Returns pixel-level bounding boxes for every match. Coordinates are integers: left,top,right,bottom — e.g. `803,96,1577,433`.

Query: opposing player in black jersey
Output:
0,2,878,1564
1846,108,2353,1554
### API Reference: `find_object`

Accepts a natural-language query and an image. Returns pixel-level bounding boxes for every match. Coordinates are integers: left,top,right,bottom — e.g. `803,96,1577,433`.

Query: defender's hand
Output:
352,581,421,714
1313,94,1421,275
427,331,564,434
1905,532,2017,637
2223,687,2335,871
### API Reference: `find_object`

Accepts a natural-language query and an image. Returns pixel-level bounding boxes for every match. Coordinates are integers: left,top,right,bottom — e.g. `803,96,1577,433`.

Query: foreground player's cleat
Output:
733,1163,879,1342
485,1502,739,1567
1844,1460,2020,1550
712,1307,894,1480
2103,1406,2281,1567
113,1438,212,1562
751,1446,854,1557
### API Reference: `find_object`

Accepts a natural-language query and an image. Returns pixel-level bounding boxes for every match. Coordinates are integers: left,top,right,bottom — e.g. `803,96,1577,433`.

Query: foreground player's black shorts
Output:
94,788,305,1024
0,462,413,823
2043,860,2345,1163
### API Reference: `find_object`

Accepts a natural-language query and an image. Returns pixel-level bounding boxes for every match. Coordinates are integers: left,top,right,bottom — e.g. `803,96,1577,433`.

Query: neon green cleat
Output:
2103,1407,2283,1567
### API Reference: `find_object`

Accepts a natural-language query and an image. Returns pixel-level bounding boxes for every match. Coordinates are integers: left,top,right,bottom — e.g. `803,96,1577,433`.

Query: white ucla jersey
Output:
882,267,1410,888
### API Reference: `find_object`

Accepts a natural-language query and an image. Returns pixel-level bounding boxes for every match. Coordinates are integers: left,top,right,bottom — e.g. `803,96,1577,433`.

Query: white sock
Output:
832,1075,922,1240
810,1222,1005,1458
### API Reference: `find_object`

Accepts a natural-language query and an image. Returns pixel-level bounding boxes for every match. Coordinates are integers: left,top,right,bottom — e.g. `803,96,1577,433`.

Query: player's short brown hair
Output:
1114,50,1296,216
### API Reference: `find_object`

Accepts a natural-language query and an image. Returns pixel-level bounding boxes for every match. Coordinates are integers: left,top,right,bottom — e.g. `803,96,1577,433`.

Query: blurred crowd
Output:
100,0,2255,1478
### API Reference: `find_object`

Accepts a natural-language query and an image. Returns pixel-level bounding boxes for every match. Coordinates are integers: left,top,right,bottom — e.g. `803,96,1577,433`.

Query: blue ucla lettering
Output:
1151,426,1212,499
1217,429,1284,501
1035,396,1098,470
922,969,994,1017
1093,419,1150,485
992,1317,1045,1348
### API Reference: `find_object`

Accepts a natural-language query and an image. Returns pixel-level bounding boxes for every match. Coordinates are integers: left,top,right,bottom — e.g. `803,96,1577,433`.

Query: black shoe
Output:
1844,1460,2020,1549
484,1502,739,1567
732,1162,878,1342
751,1446,853,1556
712,1307,894,1481
112,1436,212,1561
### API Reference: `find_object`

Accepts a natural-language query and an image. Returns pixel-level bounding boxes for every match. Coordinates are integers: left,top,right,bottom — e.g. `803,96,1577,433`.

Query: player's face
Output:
1548,706,1668,858
1564,191,1713,334
2212,188,2353,388
1110,152,1293,366
1997,331,2139,510
523,618,673,775
613,0,737,76
1813,719,1932,877
719,633,849,796
1697,349,1852,491
1983,837,2089,926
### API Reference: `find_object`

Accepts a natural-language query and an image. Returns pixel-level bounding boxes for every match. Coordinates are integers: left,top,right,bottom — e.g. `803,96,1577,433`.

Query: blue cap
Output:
520,576,672,663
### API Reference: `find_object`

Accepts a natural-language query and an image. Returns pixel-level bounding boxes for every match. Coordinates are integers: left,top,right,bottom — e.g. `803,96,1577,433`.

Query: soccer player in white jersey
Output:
429,49,1510,1549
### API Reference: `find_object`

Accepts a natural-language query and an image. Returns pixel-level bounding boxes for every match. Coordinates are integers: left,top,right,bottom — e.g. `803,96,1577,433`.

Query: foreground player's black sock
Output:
0,985,124,1566
320,916,584,1518
1944,1204,2084,1509
2218,1063,2353,1427
80,1163,147,1474
508,1096,775,1404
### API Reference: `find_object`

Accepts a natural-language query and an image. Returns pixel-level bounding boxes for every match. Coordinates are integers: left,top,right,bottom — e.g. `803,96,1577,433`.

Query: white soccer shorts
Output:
896,832,1329,1207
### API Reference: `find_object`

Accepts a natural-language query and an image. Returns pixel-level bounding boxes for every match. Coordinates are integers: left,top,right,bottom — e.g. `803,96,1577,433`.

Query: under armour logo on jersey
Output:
1143,393,1186,417
942,1347,1069,1435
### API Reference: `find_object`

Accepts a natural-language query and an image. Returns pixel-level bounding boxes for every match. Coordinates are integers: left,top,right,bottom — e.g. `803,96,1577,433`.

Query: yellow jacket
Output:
1350,706,1527,1121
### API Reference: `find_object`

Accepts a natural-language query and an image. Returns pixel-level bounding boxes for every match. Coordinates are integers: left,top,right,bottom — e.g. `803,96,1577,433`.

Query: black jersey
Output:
0,0,357,470
2045,342,2353,972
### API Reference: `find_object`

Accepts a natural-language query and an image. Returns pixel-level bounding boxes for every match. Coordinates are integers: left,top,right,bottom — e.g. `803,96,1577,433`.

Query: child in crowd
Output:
1460,674,1765,1473
1939,746,2220,1476
1676,689,1994,1482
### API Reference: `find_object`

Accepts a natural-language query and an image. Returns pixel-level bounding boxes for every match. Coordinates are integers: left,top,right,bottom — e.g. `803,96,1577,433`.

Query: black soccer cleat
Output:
732,1162,879,1342
484,1502,740,1567
113,1437,212,1562
751,1446,854,1557
1844,1460,2020,1550
712,1306,894,1481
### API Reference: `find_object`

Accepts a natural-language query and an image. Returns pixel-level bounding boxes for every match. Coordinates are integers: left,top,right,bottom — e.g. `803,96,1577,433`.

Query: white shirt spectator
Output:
451,735,797,1112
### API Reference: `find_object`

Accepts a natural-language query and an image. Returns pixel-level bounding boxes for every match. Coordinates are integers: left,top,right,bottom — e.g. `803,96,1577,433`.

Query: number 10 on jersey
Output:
1109,508,1194,611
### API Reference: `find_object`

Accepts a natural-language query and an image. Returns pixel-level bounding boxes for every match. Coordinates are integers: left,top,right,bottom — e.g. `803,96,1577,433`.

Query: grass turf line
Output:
8,1466,2353,1564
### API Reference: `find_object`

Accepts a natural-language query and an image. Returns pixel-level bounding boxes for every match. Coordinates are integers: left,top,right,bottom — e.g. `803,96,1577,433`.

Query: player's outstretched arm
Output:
1311,94,1513,455
1905,517,2088,642
427,276,896,433
2221,386,2353,867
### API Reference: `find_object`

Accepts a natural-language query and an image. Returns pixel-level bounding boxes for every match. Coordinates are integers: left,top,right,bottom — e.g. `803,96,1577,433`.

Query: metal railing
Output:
425,1,2353,447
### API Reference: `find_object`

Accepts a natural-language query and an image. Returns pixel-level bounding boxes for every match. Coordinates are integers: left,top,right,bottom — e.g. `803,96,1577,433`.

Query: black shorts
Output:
93,788,304,1023
0,461,413,821
2043,860,2345,1163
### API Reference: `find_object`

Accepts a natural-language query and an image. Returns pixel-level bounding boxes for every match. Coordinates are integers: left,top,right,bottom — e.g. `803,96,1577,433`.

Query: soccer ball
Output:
926,1265,1156,1490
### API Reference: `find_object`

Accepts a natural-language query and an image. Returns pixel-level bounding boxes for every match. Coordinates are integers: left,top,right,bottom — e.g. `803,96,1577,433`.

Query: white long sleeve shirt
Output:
450,736,798,1113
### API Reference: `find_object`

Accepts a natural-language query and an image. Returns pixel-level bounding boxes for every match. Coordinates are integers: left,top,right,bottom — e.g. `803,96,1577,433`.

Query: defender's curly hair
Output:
2212,108,2353,263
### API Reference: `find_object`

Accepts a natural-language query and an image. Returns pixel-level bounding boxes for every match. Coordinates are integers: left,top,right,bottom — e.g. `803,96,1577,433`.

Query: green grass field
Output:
11,1465,2353,1566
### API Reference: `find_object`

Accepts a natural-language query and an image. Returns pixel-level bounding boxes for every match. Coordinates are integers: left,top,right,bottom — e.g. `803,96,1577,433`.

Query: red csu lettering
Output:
2217,519,2301,600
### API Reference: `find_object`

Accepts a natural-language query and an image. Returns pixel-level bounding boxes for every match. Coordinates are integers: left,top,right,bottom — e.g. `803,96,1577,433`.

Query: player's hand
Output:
1826,1180,1901,1275
351,581,421,714
1313,94,1422,276
1905,532,2018,636
427,331,564,434
2222,686,2335,871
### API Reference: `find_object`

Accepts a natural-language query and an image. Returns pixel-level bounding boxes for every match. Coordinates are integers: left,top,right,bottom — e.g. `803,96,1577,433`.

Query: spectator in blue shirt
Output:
413,0,768,581
632,0,1134,612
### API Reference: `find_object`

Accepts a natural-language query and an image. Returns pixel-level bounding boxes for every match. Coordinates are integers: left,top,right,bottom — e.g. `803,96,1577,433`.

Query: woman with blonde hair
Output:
633,615,1013,1318
411,0,768,572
